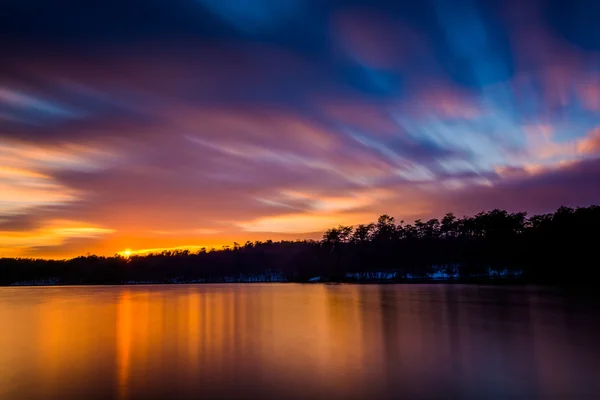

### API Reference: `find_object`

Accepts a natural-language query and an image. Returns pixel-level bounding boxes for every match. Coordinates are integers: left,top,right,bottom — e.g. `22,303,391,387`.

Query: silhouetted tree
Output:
1,205,599,285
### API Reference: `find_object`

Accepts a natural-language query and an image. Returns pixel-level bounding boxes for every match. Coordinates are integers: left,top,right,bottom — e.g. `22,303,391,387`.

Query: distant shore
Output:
2,205,597,287
1,273,533,287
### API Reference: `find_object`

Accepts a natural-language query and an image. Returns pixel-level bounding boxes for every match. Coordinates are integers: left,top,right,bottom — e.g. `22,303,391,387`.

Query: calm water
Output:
1,284,599,400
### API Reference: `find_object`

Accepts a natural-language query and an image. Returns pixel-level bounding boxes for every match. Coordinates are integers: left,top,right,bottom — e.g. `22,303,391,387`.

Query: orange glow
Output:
0,220,115,256
577,128,600,155
0,139,116,216
116,291,132,400
2,112,600,259
0,286,592,399
238,212,375,233
116,245,216,257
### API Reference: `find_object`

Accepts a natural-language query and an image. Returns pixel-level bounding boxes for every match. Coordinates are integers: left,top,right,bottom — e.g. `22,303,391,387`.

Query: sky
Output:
2,0,600,258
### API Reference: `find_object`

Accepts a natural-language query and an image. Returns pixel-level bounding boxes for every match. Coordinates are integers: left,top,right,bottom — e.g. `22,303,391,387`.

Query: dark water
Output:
1,284,599,400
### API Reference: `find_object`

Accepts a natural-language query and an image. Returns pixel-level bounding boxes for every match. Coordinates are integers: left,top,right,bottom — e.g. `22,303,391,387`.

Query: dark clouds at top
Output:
1,0,600,258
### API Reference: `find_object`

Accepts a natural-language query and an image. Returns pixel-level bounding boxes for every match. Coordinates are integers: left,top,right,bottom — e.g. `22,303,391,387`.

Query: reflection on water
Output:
0,284,599,399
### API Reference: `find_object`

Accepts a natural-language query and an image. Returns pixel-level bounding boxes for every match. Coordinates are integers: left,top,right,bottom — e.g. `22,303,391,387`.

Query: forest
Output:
1,205,598,285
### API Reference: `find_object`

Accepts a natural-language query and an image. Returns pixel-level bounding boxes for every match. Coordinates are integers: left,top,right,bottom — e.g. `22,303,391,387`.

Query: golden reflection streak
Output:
187,291,201,376
0,286,597,399
37,297,70,397
116,290,132,400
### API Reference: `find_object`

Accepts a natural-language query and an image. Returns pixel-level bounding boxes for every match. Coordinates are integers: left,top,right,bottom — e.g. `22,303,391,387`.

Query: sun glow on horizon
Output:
116,245,215,258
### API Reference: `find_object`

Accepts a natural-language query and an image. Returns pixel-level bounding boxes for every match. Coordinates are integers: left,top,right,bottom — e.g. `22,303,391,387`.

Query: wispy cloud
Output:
2,0,600,257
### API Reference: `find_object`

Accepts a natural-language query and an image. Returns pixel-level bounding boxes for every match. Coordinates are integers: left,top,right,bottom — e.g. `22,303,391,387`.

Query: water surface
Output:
1,284,599,399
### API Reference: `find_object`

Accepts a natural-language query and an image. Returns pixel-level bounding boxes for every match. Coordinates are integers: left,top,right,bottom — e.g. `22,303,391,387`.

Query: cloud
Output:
438,156,600,216
0,87,75,121
2,1,600,257
0,219,114,256
0,139,119,216
577,128,600,155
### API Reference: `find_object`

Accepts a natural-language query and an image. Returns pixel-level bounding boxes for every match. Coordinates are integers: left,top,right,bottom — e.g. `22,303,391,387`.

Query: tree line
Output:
1,204,598,285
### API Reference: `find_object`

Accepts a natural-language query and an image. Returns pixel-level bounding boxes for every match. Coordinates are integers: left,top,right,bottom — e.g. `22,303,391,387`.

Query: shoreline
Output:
1,277,544,287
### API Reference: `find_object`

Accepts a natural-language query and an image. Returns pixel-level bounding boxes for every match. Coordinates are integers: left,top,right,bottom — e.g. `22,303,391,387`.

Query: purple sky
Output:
1,0,600,258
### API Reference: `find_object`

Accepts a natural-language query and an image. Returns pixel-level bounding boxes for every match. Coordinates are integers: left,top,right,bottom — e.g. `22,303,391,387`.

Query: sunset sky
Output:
2,0,600,258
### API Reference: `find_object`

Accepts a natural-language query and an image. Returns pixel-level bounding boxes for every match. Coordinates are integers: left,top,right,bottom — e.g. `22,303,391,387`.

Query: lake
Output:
0,284,599,399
